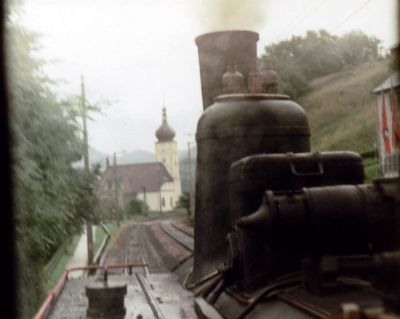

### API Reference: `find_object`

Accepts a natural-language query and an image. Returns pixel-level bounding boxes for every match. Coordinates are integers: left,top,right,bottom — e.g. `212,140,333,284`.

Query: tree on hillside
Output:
337,30,381,66
260,29,383,99
7,12,99,319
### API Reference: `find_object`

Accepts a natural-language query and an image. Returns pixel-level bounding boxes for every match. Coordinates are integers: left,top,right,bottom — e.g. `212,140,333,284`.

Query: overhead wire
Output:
274,0,329,41
280,0,373,74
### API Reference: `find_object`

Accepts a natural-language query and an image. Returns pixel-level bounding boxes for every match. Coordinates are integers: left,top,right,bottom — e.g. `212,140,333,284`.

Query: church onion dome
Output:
155,107,175,142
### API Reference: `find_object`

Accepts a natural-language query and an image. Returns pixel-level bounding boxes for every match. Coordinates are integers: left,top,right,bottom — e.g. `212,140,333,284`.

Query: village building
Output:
373,69,400,177
99,107,182,213
154,107,182,202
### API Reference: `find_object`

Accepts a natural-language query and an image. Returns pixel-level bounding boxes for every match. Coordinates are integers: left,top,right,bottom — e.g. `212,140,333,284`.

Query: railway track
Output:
159,219,194,252
46,218,196,318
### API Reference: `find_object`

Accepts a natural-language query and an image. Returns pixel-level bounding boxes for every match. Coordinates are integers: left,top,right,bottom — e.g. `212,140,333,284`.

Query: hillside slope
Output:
299,60,390,153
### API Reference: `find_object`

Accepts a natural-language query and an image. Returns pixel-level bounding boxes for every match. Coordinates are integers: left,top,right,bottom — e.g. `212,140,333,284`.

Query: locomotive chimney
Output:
195,30,259,110
192,30,311,285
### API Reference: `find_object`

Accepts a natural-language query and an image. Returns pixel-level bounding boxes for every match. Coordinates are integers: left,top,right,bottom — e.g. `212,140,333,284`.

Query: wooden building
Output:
373,70,400,177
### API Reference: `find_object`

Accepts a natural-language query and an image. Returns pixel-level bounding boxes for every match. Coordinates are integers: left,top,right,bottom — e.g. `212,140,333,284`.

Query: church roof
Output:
100,162,173,195
155,107,175,142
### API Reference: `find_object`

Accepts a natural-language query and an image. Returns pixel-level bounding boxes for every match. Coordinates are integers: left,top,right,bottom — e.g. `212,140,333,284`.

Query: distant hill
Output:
73,147,107,169
74,148,155,169
116,150,155,165
89,147,108,165
299,59,390,154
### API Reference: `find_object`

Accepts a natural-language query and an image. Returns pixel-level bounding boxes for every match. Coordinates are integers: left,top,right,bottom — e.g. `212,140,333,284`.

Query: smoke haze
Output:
195,0,266,32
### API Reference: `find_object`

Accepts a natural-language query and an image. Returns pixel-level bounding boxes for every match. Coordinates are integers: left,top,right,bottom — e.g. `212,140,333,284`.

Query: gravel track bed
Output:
146,222,192,271
173,220,194,237
101,220,192,274
160,220,194,252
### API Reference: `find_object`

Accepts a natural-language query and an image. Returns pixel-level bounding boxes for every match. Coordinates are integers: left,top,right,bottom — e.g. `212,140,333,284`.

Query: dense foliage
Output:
260,30,383,99
7,16,98,318
125,198,149,218
177,192,191,216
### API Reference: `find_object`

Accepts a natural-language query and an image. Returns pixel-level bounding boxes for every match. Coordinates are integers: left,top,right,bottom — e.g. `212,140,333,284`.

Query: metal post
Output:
113,153,120,226
159,169,163,215
81,75,94,265
142,186,147,206
187,142,192,217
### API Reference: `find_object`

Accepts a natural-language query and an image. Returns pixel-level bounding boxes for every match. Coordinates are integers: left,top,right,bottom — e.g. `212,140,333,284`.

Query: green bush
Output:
177,192,191,216
125,198,148,218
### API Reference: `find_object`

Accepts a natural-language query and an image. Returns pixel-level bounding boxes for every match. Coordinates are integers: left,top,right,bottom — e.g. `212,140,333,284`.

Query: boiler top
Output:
196,93,310,141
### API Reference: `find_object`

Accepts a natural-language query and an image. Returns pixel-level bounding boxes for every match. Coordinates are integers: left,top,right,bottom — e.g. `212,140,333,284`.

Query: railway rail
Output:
36,218,196,319
159,220,194,252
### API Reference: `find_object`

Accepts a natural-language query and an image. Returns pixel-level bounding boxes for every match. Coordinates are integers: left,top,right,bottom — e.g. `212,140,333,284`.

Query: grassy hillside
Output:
299,59,390,154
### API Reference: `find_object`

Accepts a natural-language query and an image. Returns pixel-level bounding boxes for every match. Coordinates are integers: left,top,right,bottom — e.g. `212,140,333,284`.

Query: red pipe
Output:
33,263,148,319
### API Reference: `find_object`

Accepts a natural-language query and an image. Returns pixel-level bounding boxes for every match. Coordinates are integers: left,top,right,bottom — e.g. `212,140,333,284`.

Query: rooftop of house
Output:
100,162,173,194
373,70,399,93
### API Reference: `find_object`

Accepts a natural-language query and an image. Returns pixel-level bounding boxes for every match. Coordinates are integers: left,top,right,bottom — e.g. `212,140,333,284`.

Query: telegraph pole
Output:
187,141,192,217
81,75,94,265
142,186,147,206
113,153,120,226
159,169,163,215
187,133,195,217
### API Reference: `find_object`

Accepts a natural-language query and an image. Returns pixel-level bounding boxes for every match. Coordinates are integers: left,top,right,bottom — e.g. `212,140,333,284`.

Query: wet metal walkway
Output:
47,274,196,319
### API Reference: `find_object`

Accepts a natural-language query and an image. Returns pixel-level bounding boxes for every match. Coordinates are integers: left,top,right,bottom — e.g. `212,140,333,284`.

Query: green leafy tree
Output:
337,30,381,66
177,192,191,216
260,29,382,99
125,198,149,218
7,10,99,318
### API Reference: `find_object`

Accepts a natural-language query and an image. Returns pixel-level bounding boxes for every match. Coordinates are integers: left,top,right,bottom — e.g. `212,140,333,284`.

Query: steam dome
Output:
155,107,175,142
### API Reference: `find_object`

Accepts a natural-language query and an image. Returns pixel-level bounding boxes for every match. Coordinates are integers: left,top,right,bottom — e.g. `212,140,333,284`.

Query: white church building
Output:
99,108,182,212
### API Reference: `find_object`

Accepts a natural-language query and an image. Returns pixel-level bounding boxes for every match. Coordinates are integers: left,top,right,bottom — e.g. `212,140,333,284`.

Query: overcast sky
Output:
16,0,398,155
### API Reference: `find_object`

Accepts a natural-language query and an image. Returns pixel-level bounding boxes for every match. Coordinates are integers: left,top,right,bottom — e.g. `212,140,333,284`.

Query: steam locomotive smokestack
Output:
195,30,259,110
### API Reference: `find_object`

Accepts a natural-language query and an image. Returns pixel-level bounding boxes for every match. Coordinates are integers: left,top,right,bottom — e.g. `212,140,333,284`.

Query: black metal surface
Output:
86,281,127,319
192,93,310,283
222,63,244,94
228,151,365,289
238,179,400,256
261,58,279,93
190,27,400,319
195,31,259,110
229,151,364,226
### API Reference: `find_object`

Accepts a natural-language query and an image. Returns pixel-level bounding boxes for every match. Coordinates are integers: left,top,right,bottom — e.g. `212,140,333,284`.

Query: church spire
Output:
155,107,175,142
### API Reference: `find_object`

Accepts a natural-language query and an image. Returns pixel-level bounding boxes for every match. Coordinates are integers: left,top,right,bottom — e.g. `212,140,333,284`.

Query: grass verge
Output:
93,223,119,254
363,157,379,182
44,234,80,291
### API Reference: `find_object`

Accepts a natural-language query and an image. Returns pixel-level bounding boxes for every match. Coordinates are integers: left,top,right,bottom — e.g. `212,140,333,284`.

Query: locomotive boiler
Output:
190,30,400,319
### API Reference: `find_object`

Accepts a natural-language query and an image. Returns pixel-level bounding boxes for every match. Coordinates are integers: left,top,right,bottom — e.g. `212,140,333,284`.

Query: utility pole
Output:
187,141,192,217
142,186,147,206
113,153,120,226
81,75,94,265
159,169,163,215
186,133,195,217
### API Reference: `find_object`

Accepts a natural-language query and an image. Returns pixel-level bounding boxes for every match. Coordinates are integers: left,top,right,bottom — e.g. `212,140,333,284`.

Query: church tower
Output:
155,107,182,205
